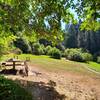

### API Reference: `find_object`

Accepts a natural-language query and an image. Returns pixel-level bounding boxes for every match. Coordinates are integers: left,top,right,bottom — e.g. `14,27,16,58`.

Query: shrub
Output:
97,56,100,63
61,52,65,57
82,53,93,62
40,44,45,54
93,51,100,61
33,43,45,55
45,46,52,55
12,48,22,54
38,47,45,55
48,47,61,59
56,44,65,51
0,41,10,55
14,38,32,53
65,48,83,62
0,76,32,100
0,45,3,57
65,48,93,62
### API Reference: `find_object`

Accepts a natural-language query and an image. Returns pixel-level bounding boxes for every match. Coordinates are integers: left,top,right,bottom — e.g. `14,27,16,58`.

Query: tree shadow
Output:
15,79,66,100
0,68,29,76
0,69,17,75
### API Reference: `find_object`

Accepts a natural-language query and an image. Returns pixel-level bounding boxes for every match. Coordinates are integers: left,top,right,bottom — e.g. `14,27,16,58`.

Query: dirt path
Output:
5,62,100,100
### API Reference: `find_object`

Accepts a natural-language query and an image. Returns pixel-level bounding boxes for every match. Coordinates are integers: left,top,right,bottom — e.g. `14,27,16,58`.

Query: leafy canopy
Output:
72,0,100,31
0,0,99,36
0,0,100,48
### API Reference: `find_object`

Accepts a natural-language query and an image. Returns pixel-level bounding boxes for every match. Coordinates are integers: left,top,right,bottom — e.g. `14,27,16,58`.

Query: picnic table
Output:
6,58,24,70
0,58,29,76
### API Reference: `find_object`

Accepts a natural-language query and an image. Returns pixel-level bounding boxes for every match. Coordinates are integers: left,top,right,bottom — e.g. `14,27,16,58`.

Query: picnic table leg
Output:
13,61,15,70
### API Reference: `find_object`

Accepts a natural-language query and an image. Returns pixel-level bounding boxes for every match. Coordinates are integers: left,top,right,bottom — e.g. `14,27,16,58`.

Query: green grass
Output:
1,54,100,75
1,54,89,74
0,75,32,100
87,62,100,72
18,54,88,73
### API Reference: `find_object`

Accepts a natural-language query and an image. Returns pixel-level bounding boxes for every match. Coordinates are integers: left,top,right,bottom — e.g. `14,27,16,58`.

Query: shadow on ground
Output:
0,68,66,100
15,79,66,100
0,69,28,76
0,69,17,75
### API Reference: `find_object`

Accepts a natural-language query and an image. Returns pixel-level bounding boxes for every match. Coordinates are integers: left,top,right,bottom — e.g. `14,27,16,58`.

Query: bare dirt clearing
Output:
3,62,100,100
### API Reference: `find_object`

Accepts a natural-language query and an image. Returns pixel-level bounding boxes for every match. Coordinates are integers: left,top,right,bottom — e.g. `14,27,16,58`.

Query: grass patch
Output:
16,54,90,74
0,75,32,100
1,54,99,75
87,62,100,72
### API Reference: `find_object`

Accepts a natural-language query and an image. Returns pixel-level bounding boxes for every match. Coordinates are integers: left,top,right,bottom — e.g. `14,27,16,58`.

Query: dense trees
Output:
0,0,72,41
0,0,100,57
64,21,100,54
72,0,100,31
0,0,70,56
0,0,99,35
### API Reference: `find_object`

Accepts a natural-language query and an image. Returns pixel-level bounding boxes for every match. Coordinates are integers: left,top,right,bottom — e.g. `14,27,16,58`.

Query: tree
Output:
72,0,100,31
0,0,73,40
0,31,16,57
64,21,100,54
0,0,75,56
0,0,100,56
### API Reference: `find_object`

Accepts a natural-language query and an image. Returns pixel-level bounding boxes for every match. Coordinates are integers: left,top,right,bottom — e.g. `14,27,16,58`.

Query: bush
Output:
12,48,22,54
0,41,10,55
97,56,100,63
65,48,93,62
33,43,45,55
0,45,3,57
82,53,93,62
65,48,83,62
93,51,100,61
40,44,45,54
61,52,65,57
48,47,61,59
45,46,52,55
0,76,32,100
14,38,32,53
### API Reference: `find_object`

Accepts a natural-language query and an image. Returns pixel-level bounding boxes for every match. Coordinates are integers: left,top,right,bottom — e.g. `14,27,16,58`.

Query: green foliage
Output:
33,43,45,55
88,62,100,72
64,23,100,54
97,56,100,63
48,47,61,59
45,46,52,55
0,76,32,100
0,42,4,57
12,48,22,55
65,48,93,62
14,38,31,53
0,32,16,56
82,53,93,62
73,0,100,31
65,48,82,60
0,0,72,43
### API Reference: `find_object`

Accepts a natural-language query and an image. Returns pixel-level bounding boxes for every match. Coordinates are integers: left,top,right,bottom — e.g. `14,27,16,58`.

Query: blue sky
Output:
61,0,78,30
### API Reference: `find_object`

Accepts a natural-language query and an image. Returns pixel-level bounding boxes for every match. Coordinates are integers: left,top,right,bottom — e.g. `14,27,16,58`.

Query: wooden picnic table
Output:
0,58,29,76
6,58,24,70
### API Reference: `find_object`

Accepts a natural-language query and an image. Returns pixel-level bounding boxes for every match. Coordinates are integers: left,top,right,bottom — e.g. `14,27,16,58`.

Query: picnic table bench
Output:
0,58,29,76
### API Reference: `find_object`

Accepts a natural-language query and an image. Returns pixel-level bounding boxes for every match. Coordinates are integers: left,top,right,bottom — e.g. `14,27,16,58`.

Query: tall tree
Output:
72,0,100,31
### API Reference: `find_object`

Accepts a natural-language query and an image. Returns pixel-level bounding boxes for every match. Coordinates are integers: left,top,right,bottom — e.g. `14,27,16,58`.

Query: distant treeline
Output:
14,22,100,56
64,21,100,54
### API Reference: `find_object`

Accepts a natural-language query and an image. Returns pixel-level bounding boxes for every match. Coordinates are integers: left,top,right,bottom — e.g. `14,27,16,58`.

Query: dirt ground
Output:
4,62,100,100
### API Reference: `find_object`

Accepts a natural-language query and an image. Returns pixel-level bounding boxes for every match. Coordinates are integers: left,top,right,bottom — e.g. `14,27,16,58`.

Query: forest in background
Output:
0,0,100,61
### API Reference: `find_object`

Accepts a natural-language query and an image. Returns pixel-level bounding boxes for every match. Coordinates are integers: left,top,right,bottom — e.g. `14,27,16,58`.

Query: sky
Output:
61,10,78,30
61,9,78,30
61,0,78,30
